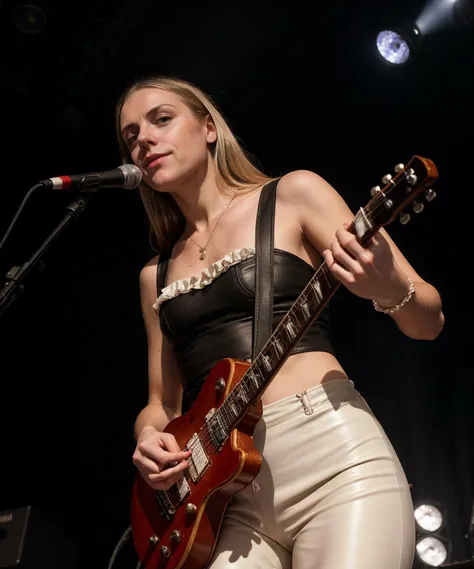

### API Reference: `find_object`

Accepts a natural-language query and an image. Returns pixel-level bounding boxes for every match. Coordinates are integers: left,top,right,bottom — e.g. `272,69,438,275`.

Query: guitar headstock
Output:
364,155,438,230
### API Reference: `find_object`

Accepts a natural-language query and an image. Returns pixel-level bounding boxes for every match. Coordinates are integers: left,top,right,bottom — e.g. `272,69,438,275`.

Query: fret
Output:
207,412,228,449
319,268,331,289
254,356,272,383
306,290,321,313
229,399,240,418
292,298,313,329
218,406,232,430
310,278,323,304
236,382,251,405
245,369,264,392
261,354,273,373
220,402,235,428
300,299,311,320
272,335,285,356
290,304,305,329
284,318,298,341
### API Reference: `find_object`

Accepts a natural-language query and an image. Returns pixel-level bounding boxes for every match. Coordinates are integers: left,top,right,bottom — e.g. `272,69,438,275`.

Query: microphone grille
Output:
119,164,143,189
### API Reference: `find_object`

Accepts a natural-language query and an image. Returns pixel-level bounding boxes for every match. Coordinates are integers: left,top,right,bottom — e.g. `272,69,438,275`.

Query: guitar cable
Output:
106,524,134,569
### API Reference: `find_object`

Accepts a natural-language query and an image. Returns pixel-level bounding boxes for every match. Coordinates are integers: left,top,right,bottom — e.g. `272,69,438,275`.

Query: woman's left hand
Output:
322,222,411,306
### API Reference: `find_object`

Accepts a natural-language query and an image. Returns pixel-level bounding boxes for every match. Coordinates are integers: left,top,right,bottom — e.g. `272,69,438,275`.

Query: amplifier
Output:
0,506,77,569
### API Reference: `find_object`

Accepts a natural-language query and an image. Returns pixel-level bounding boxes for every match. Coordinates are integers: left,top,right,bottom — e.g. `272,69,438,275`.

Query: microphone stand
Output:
0,196,89,318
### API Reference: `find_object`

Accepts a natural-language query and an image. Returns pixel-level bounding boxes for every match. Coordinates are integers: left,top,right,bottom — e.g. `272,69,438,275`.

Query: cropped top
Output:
154,180,336,413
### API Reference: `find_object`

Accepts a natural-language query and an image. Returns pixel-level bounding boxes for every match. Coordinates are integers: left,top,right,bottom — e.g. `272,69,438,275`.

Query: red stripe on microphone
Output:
58,176,72,189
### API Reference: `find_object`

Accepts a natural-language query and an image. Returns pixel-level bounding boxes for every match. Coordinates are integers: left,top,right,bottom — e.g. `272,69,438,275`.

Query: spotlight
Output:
376,23,421,65
416,535,449,566
13,4,47,35
415,503,444,533
413,500,452,567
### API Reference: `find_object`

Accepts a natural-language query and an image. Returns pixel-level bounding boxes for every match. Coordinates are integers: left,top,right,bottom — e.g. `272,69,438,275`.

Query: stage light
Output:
413,500,452,568
415,503,444,532
13,4,47,34
375,24,421,65
416,536,449,566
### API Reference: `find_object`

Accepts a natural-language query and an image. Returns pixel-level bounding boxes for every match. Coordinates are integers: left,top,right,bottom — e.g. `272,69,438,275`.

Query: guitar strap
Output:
156,248,171,302
155,177,280,362
252,178,279,360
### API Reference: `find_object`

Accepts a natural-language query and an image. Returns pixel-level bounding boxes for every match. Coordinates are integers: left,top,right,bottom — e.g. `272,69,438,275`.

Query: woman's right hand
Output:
132,425,192,490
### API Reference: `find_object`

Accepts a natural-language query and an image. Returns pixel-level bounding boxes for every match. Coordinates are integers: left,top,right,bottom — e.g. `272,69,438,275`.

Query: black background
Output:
0,0,473,567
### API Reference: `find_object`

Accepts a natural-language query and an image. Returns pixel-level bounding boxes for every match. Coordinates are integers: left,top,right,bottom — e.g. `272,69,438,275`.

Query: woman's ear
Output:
205,115,217,143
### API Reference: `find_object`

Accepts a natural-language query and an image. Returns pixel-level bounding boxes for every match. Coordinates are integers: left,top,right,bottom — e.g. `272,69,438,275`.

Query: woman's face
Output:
120,88,216,191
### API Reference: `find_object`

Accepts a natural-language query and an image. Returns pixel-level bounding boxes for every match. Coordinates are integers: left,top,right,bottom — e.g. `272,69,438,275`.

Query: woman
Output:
115,75,444,569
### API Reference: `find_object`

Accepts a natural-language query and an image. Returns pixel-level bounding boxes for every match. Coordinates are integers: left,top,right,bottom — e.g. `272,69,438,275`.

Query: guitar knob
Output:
186,503,197,515
400,212,411,225
215,378,226,392
370,185,381,196
170,530,182,543
424,189,437,202
413,201,424,213
394,163,405,172
382,174,392,184
160,546,170,558
149,535,160,545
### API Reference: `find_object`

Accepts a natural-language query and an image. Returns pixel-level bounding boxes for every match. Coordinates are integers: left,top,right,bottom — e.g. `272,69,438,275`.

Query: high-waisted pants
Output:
208,378,416,569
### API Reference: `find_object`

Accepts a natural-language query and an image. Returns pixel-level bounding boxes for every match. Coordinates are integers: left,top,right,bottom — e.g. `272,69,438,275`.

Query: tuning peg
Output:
394,163,405,173
424,189,437,202
413,201,424,213
400,212,411,225
370,185,381,196
382,174,392,184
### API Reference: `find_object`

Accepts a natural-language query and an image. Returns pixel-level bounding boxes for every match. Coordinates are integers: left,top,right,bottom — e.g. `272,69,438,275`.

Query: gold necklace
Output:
188,194,236,260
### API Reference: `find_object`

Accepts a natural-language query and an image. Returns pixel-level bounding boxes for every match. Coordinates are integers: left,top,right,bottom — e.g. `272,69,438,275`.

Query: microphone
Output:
40,164,143,191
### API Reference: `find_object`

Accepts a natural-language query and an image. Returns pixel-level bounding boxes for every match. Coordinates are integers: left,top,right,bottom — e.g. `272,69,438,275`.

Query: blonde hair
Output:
115,75,275,253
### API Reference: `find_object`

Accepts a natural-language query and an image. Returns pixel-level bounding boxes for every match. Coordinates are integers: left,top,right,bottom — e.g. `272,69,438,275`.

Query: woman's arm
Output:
278,169,444,340
134,256,183,440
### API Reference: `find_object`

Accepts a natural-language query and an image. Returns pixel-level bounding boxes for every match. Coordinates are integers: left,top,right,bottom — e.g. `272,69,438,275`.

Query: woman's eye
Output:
155,115,171,125
126,134,137,147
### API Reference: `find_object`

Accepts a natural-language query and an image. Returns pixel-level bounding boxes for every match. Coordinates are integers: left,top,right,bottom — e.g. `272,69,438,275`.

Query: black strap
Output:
156,248,171,299
252,178,279,360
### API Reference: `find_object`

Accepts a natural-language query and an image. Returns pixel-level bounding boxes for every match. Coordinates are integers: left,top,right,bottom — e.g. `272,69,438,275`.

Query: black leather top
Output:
155,180,336,413
157,248,336,413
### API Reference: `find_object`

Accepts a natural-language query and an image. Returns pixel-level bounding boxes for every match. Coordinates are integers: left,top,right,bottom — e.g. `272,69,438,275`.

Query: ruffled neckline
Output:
153,247,255,311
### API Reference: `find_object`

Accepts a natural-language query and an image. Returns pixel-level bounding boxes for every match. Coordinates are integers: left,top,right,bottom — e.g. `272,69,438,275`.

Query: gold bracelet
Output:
372,277,415,314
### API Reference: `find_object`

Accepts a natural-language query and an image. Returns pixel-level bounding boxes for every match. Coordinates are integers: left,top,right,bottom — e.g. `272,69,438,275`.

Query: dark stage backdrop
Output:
1,11,473,569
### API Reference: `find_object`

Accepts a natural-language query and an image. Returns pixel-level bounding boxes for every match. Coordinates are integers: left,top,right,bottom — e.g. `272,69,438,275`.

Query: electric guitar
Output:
131,155,439,569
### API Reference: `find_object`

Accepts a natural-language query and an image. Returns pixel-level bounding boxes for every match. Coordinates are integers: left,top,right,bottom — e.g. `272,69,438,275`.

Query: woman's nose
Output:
137,125,158,147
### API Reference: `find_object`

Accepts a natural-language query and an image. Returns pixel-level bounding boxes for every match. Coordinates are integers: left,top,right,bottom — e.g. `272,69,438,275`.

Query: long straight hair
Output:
115,76,275,253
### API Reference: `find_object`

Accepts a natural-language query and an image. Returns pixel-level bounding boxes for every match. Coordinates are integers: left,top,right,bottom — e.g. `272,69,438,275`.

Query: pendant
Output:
199,247,207,261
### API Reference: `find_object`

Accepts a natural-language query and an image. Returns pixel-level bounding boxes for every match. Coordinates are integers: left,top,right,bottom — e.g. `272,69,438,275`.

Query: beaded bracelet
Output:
372,276,415,314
